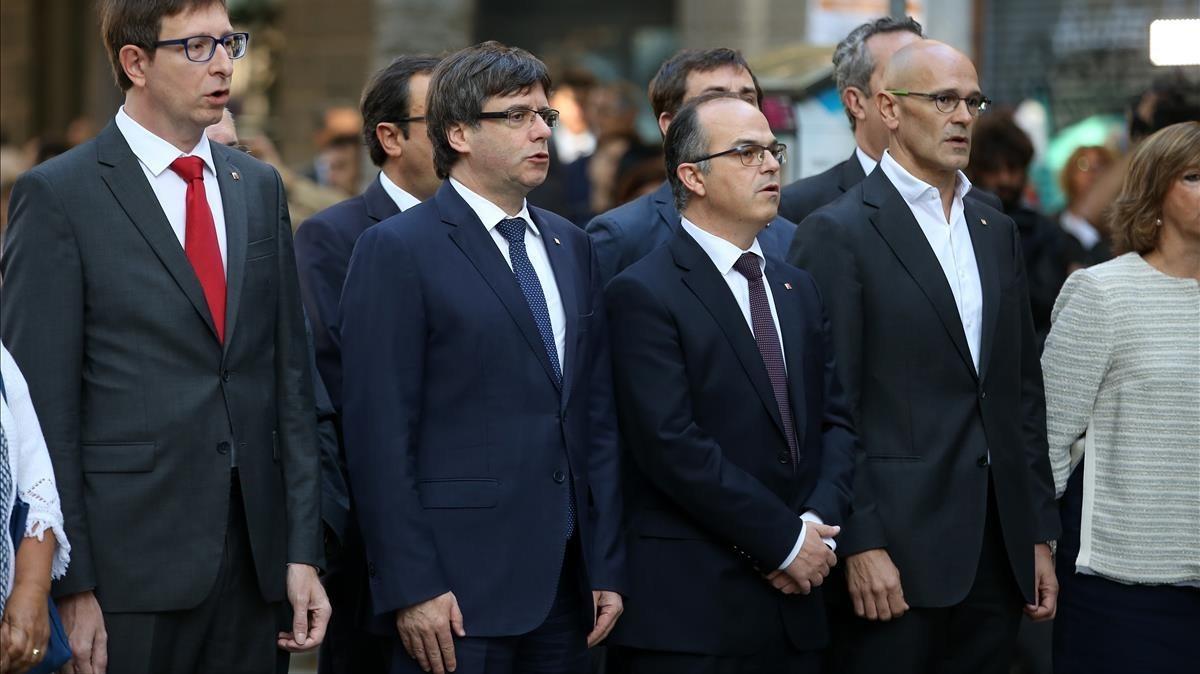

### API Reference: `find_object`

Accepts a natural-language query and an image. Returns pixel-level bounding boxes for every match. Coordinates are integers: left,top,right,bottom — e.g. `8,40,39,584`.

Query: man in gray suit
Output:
0,1,328,672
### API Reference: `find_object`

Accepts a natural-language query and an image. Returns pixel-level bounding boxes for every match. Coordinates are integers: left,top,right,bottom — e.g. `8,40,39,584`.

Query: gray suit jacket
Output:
0,121,322,612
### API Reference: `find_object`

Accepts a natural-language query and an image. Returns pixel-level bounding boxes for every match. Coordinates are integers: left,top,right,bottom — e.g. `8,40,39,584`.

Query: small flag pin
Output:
981,217,988,226
231,170,240,181
784,282,793,290
553,237,561,245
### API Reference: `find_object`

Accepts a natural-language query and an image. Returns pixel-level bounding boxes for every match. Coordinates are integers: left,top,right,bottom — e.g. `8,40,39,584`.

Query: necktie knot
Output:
169,156,205,183
733,252,763,282
496,217,528,246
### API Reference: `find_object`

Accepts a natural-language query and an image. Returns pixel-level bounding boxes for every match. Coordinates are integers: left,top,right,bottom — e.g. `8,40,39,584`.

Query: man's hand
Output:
586,590,623,647
1,580,51,673
1024,543,1058,622
59,590,108,674
277,563,331,652
845,548,908,621
396,591,466,674
780,522,840,594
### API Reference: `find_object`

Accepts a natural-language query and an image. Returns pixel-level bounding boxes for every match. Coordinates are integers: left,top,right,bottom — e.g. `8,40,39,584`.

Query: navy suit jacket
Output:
294,175,400,410
586,181,797,282
605,228,856,655
339,182,626,636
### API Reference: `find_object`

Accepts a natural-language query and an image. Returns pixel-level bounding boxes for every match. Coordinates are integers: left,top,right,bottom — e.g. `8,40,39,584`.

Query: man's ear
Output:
842,86,869,124
446,121,471,155
119,45,152,89
376,123,405,160
677,163,707,200
658,112,673,137
878,91,901,130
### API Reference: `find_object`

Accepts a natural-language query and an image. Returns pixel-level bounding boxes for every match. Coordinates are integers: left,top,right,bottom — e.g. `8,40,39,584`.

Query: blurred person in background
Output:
529,68,597,222
294,55,442,674
1057,146,1115,272
1,344,70,674
968,112,1066,346
586,48,796,281
308,106,364,197
1041,120,1200,674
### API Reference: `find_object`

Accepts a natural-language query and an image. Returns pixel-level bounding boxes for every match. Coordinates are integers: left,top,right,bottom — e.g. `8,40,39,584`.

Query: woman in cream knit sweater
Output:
1042,121,1199,674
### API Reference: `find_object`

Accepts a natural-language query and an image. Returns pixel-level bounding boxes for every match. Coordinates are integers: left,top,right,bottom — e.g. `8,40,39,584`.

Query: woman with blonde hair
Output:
1042,121,1199,673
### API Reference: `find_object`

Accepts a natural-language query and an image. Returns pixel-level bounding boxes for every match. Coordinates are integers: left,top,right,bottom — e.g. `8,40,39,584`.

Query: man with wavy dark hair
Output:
339,41,626,674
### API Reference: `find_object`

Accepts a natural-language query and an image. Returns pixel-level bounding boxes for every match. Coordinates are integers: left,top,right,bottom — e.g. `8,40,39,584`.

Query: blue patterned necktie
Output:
494,217,574,539
495,218,562,385
1,409,12,616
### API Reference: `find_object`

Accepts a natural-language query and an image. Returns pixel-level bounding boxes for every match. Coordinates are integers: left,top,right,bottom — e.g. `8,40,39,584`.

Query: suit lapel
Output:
441,184,562,392
534,208,579,408
766,259,808,443
838,152,866,192
213,145,247,350
363,174,401,223
863,170,977,378
964,199,1000,383
96,123,220,342
671,231,788,442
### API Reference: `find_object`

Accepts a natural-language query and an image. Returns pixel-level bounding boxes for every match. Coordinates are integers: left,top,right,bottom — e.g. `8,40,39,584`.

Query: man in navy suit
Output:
585,48,797,281
339,42,626,674
604,92,857,672
293,54,442,674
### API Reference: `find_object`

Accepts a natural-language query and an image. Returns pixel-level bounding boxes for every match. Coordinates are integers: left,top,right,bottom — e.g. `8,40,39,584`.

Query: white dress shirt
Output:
115,107,228,271
879,151,983,372
449,178,566,371
679,219,832,568
855,146,878,176
378,171,422,212
1059,210,1102,250
1,345,71,600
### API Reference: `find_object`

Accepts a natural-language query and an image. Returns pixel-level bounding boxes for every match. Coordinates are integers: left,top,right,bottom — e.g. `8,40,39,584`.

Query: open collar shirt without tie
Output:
115,106,228,270
449,177,566,371
878,150,983,372
678,217,832,567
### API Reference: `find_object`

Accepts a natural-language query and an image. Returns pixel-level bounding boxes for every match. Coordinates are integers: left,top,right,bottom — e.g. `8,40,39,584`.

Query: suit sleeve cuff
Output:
777,521,808,570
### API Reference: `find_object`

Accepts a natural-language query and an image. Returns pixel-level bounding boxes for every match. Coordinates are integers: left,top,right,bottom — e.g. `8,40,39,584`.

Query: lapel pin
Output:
553,237,561,245
784,282,793,290
231,170,240,181
980,217,988,226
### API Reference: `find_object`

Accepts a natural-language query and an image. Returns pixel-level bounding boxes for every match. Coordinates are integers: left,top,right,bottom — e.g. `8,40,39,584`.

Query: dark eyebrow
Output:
731,138,777,147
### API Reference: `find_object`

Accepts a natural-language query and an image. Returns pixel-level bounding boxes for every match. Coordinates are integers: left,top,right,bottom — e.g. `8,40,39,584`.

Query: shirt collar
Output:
1060,210,1101,249
378,172,422,212
680,217,765,276
115,106,215,178
448,177,539,237
854,146,879,176
879,149,972,207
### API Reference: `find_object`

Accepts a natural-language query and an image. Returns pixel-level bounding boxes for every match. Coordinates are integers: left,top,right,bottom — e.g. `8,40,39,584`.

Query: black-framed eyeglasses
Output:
154,32,250,63
395,116,426,124
476,107,560,129
688,143,787,167
885,90,991,116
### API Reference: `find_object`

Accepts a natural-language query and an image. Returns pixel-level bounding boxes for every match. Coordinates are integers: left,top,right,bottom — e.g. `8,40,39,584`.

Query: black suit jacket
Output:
0,121,322,611
605,229,856,655
339,182,626,636
586,181,797,282
780,151,1003,226
787,167,1059,608
294,175,400,410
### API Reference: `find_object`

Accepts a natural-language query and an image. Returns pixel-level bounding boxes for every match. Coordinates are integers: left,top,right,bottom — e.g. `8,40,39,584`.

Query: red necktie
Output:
169,156,226,342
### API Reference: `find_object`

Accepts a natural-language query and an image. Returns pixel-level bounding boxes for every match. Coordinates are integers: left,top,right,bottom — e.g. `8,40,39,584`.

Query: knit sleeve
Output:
1041,268,1113,497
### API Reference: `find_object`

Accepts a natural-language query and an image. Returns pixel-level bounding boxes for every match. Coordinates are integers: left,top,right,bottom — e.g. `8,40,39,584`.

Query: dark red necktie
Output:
169,156,226,342
733,252,798,466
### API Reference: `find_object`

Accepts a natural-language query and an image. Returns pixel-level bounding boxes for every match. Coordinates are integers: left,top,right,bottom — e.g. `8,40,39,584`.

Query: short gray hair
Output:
832,16,923,129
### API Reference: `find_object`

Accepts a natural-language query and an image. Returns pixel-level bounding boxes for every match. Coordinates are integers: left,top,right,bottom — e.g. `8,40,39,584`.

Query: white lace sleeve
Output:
3,347,71,579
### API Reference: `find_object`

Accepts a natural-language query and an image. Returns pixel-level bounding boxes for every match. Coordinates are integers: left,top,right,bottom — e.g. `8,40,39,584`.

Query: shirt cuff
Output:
776,511,836,570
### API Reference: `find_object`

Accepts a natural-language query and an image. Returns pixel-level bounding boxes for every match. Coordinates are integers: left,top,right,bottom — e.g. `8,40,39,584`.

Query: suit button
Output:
216,441,230,455
221,369,231,382
777,451,790,464
552,470,566,483
979,389,987,399
977,454,989,467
